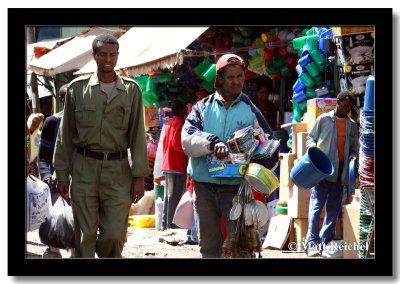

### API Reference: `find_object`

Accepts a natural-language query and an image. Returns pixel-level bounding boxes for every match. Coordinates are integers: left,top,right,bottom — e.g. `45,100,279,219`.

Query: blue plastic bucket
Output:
293,78,306,93
298,54,311,67
292,90,307,103
290,147,334,189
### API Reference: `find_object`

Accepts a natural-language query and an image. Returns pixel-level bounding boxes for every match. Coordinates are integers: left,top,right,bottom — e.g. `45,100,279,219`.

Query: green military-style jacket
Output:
53,72,149,182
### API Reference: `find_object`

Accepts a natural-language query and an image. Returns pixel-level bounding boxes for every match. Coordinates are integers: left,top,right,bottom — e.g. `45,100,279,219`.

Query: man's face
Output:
93,43,119,73
337,97,354,118
217,65,245,97
256,87,269,103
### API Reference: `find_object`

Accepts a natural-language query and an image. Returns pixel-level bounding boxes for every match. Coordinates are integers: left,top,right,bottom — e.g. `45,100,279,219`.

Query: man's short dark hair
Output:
58,84,68,101
59,84,68,95
337,91,356,103
92,34,119,53
171,100,186,116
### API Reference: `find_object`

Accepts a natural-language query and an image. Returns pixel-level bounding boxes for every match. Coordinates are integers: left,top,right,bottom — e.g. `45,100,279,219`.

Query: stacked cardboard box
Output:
278,121,343,251
333,27,375,109
343,203,361,258
289,218,342,252
306,98,338,132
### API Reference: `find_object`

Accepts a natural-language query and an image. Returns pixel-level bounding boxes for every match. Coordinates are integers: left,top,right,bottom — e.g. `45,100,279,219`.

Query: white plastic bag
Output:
153,124,167,179
172,191,194,229
26,175,51,232
38,196,75,249
155,197,164,231
130,190,155,215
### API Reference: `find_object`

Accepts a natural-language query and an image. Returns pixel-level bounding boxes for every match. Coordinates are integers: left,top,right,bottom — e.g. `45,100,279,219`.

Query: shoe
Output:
321,241,344,258
321,249,343,258
305,243,321,257
42,247,62,258
306,247,320,257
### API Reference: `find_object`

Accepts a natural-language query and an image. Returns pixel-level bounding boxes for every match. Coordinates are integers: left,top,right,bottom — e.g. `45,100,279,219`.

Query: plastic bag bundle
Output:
26,175,52,232
39,196,75,249
172,191,194,229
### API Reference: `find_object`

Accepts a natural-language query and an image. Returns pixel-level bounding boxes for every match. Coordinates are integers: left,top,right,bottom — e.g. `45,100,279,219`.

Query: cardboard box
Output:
291,122,307,156
337,63,374,95
279,185,291,203
291,217,342,251
279,153,297,201
263,215,292,250
306,98,337,132
288,185,326,219
296,132,308,159
144,105,160,128
334,32,374,66
207,161,247,177
332,26,374,36
343,203,360,258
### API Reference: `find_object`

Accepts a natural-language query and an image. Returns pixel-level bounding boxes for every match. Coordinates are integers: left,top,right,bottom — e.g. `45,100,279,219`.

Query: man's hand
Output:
44,177,53,188
131,177,145,204
57,181,70,205
214,142,229,160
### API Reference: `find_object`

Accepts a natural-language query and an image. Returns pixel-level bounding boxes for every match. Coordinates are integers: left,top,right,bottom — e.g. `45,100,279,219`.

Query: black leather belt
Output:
77,147,127,160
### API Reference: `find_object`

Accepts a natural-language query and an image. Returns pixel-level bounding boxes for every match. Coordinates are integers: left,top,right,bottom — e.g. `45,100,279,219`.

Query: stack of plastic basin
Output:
359,75,375,188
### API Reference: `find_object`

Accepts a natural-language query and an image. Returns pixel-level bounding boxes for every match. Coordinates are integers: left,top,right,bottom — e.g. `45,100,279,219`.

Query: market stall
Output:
27,26,123,76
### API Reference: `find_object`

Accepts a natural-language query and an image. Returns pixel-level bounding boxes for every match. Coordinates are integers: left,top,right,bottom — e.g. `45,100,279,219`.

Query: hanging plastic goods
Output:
225,182,264,258
229,182,245,221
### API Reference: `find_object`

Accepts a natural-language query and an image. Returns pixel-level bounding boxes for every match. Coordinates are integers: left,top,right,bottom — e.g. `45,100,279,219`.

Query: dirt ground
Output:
26,227,309,259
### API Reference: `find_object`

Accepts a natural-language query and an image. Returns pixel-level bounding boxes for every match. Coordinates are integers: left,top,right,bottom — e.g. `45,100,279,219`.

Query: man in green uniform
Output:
53,34,149,258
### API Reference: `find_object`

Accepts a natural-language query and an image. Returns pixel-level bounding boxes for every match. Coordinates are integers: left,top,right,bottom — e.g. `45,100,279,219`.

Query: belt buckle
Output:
104,152,109,160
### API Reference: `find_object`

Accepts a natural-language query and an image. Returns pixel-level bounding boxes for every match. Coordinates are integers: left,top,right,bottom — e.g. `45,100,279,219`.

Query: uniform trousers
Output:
71,153,132,258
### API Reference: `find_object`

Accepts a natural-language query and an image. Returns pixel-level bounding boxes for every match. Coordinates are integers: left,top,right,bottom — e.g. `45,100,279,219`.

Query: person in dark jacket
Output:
38,84,68,204
38,84,68,258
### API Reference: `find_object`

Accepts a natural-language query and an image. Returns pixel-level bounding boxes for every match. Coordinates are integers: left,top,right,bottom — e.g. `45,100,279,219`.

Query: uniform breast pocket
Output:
109,106,131,130
75,104,96,128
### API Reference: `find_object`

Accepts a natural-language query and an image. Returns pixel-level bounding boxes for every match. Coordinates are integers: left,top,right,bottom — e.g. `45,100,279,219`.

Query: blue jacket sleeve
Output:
38,115,60,181
181,98,221,158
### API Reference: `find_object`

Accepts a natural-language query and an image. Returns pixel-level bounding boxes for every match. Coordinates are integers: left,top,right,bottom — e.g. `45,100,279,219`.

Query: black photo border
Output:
9,7,393,277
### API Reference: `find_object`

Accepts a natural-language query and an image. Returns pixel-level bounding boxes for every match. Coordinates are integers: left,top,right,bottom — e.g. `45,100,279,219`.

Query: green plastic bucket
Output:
194,58,213,77
201,64,216,82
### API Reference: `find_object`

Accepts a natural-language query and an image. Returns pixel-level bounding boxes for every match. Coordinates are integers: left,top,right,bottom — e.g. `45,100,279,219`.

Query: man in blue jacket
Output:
182,54,278,258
